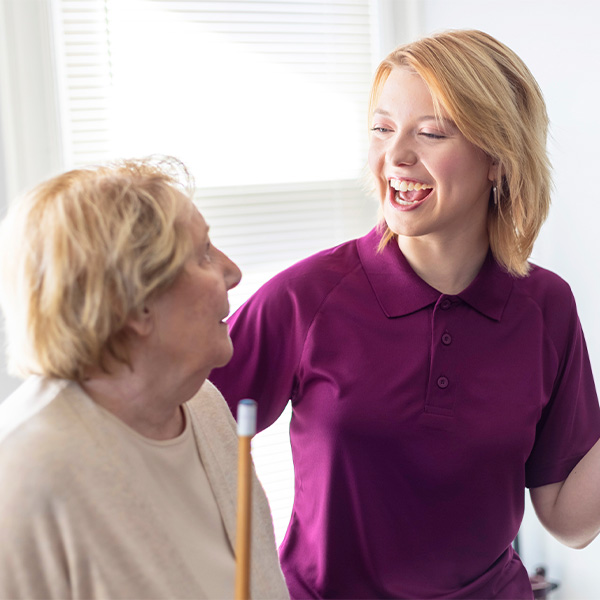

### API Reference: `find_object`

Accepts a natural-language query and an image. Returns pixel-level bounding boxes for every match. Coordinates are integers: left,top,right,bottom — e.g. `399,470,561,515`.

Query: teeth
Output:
390,179,433,192
396,197,418,206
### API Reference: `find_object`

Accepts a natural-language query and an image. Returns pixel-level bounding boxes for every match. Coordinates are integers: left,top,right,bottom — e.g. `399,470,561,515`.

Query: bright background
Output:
1,1,599,597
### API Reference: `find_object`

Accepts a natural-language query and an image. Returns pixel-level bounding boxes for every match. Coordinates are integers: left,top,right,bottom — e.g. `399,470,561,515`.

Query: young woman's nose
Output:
388,133,418,167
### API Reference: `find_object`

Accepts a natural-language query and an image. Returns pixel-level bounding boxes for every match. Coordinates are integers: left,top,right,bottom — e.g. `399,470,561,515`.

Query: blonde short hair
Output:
0,156,194,380
369,29,551,276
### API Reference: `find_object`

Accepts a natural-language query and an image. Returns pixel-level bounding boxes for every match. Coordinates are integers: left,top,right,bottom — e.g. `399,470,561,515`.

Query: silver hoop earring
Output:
492,185,498,206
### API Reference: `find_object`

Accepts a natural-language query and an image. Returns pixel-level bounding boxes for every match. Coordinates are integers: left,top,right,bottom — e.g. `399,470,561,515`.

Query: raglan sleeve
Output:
209,266,316,432
525,288,600,488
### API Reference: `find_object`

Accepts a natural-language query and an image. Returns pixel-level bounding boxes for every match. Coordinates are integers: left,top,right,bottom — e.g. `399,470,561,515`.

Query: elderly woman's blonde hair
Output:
369,29,551,276
0,156,195,381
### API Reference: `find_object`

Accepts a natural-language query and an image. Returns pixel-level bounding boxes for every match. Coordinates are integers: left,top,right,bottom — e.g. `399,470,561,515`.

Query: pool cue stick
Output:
235,399,257,600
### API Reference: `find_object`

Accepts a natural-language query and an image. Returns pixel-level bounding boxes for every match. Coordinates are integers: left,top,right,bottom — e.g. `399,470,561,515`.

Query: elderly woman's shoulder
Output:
186,380,236,434
0,377,73,444
0,377,106,481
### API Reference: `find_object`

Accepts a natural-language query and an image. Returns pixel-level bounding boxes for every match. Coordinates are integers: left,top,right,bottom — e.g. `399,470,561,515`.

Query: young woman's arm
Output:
531,437,600,549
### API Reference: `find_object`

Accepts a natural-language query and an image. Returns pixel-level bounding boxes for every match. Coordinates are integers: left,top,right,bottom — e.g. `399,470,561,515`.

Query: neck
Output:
81,359,191,441
398,232,489,295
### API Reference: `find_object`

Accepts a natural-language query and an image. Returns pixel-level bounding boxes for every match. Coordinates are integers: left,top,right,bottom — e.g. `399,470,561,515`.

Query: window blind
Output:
55,0,378,298
54,0,379,543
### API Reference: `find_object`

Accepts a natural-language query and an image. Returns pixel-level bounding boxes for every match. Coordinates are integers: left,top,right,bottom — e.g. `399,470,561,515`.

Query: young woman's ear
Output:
125,306,153,337
488,158,500,183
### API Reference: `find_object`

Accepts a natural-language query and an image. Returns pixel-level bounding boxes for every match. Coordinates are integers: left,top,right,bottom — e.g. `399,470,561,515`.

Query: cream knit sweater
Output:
0,377,289,599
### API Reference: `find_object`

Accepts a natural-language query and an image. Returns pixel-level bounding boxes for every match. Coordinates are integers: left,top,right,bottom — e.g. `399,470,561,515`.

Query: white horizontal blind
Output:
196,178,376,310
54,0,378,300
56,0,376,183
53,1,113,166
53,0,379,544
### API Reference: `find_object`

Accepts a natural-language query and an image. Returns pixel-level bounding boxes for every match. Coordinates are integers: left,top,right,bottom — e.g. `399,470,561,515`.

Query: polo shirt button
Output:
440,299,452,310
441,333,452,345
437,376,449,389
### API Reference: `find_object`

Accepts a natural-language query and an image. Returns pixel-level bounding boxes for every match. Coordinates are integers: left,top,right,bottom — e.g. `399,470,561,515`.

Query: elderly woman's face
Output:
147,202,241,387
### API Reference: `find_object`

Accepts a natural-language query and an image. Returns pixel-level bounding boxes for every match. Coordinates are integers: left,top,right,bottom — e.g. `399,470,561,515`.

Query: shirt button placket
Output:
440,298,452,310
426,296,456,415
437,375,449,389
439,322,452,390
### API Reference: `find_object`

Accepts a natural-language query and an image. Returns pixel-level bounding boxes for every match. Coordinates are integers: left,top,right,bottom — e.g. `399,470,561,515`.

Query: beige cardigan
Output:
0,376,289,599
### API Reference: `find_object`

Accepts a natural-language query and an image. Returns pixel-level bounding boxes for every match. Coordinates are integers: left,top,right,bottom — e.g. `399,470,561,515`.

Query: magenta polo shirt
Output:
210,227,600,599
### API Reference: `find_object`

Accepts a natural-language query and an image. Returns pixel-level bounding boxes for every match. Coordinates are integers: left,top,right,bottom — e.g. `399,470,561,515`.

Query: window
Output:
53,0,380,543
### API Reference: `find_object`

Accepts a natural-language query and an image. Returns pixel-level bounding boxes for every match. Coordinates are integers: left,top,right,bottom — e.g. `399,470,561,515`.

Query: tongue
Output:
399,188,431,203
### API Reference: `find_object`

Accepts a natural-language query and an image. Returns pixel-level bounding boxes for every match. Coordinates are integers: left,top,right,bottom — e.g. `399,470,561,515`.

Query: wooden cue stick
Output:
235,399,257,600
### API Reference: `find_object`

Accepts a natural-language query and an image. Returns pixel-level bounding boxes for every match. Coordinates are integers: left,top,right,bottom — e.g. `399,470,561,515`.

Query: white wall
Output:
0,0,62,399
0,77,17,398
0,88,20,400
405,2,600,597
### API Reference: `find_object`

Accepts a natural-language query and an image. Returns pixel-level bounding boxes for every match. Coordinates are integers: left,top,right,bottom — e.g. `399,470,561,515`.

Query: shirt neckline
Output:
357,227,515,321
89,396,192,447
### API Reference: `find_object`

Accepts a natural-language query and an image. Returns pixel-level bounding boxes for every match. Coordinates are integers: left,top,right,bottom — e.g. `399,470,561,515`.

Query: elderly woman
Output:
0,157,289,599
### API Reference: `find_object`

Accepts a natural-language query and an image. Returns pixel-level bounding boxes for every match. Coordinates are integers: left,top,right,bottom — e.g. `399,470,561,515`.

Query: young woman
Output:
210,30,600,599
0,157,289,599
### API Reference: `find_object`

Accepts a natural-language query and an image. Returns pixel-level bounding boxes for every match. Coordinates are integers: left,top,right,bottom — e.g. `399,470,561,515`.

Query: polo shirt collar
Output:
458,250,515,321
357,227,514,322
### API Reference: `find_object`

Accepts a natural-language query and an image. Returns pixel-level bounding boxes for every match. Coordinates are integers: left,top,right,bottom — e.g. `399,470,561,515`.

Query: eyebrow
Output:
373,109,456,126
195,224,210,251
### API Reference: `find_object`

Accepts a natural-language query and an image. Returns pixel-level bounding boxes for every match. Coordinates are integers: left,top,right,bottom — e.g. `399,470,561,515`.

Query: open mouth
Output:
389,178,433,207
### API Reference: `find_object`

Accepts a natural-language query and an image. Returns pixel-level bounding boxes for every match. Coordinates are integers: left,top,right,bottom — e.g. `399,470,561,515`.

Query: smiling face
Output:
146,202,241,390
368,67,495,247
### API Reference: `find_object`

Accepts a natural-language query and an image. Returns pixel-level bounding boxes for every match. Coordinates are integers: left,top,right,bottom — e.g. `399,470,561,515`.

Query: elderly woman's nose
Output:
220,250,242,290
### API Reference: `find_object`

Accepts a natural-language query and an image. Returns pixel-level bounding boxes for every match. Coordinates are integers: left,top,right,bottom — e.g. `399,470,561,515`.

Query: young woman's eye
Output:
371,126,392,133
420,132,446,140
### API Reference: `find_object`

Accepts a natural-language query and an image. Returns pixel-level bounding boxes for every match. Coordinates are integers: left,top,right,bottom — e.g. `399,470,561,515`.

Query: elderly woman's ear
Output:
125,306,153,337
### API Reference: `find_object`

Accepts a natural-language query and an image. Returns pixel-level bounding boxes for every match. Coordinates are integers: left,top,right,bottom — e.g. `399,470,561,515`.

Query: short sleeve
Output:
209,264,325,431
525,293,600,488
